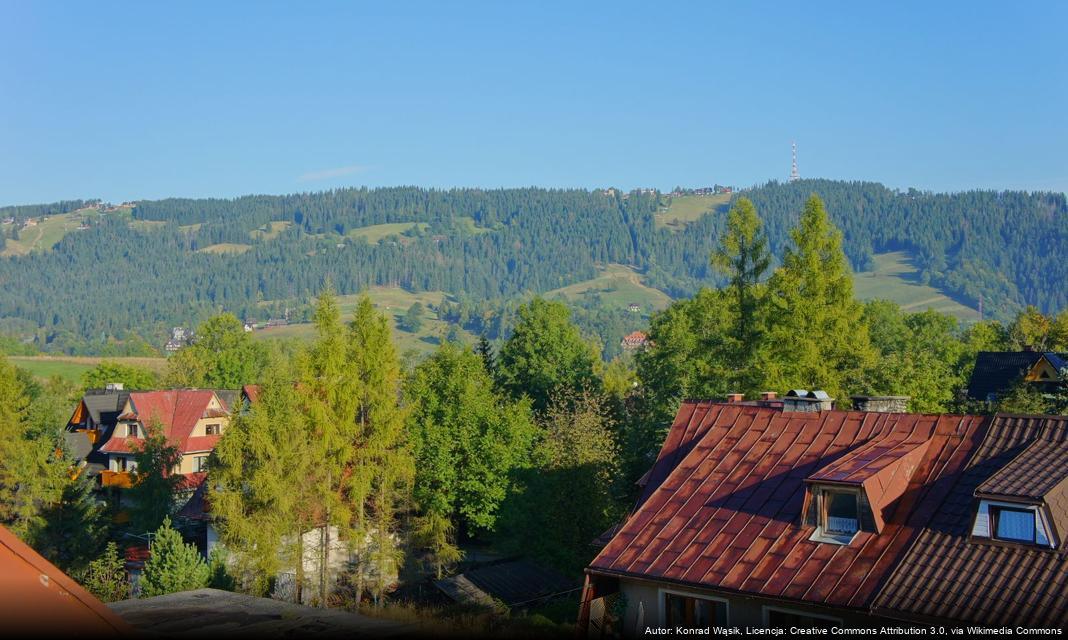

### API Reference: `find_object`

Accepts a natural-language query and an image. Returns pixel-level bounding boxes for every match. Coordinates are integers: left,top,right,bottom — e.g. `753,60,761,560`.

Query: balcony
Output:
100,470,134,488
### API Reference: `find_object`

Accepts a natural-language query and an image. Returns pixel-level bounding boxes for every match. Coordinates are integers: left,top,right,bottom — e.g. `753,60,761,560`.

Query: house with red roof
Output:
578,396,1068,633
97,389,231,489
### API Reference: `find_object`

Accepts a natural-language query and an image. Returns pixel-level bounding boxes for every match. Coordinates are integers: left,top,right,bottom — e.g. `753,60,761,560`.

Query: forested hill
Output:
0,181,1064,352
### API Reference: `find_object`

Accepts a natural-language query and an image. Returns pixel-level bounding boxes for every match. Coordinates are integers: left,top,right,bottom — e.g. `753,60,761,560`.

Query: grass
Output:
546,264,672,314
249,220,292,241
1,208,96,256
254,287,478,356
348,222,428,244
129,219,168,232
9,355,169,383
852,251,979,321
197,243,252,255
178,223,203,233
655,193,732,231
456,216,491,234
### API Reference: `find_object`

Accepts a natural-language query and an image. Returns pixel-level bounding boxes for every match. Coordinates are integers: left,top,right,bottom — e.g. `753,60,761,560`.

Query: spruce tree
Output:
711,197,771,369
140,517,210,598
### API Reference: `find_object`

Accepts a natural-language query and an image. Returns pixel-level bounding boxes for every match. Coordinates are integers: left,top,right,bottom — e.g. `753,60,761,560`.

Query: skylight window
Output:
971,500,1054,548
992,506,1037,543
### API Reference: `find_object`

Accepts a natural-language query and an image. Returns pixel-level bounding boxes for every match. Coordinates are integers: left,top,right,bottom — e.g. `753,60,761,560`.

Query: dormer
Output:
970,439,1066,550
803,435,931,544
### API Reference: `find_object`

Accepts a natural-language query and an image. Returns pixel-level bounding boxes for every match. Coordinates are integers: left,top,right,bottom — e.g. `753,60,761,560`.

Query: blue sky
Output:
2,1,1065,203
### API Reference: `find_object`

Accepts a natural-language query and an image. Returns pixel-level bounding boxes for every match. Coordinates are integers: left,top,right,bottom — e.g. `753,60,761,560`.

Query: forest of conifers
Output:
0,180,1064,354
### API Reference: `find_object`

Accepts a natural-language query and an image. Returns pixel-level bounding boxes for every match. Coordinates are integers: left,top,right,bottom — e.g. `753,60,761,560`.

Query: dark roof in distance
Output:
966,351,1068,400
435,559,577,607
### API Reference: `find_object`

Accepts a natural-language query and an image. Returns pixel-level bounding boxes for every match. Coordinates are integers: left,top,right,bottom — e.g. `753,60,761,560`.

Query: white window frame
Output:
762,605,842,627
657,587,730,626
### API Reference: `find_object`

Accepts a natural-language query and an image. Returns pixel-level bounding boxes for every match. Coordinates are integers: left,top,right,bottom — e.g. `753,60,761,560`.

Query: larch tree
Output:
0,355,66,539
756,194,876,398
210,354,315,598
340,295,413,606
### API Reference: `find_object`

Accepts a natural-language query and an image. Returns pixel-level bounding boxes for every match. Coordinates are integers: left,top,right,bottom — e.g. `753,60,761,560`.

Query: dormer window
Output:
127,423,140,438
825,491,859,536
971,500,1054,548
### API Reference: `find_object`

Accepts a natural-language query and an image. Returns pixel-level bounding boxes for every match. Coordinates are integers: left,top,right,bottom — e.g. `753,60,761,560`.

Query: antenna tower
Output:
789,141,800,182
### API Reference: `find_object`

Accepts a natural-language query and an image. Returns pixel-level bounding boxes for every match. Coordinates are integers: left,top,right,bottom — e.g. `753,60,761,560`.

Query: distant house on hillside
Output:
579,396,1068,631
164,326,193,353
626,302,641,313
966,349,1068,401
620,330,648,351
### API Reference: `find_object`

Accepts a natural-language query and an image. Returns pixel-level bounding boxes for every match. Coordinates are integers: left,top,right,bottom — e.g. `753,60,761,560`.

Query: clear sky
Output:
2,1,1066,204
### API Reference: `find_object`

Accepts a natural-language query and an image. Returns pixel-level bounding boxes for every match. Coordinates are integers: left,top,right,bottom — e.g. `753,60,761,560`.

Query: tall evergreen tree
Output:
756,194,876,397
711,197,771,365
341,296,413,605
30,473,109,574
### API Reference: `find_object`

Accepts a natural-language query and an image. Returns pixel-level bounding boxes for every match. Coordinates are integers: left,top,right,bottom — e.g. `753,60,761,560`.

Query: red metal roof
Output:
0,525,131,635
242,384,260,404
588,401,986,612
99,390,226,456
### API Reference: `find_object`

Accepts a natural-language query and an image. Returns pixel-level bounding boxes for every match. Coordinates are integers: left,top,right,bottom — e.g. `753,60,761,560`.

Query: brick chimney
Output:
726,393,744,403
760,391,777,401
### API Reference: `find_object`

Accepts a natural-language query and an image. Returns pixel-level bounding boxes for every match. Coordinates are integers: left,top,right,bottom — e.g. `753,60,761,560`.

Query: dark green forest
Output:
0,181,1064,354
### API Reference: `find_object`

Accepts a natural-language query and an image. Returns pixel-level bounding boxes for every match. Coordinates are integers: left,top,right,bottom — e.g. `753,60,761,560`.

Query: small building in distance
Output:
620,330,649,351
966,349,1068,401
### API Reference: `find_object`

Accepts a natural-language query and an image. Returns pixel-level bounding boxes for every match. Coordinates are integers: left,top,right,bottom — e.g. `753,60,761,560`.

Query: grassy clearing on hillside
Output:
1,210,93,256
179,223,203,233
455,216,491,234
655,193,731,231
249,220,292,241
197,243,252,255
348,222,428,243
254,287,476,356
129,219,168,232
9,356,169,383
852,251,978,321
547,264,672,313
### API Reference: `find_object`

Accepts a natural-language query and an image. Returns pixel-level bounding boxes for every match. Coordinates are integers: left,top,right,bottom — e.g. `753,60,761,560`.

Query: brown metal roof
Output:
588,401,986,612
874,414,1068,626
977,438,1068,501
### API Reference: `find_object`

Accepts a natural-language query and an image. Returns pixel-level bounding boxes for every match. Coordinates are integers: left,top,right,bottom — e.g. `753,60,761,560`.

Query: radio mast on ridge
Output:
789,141,800,182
